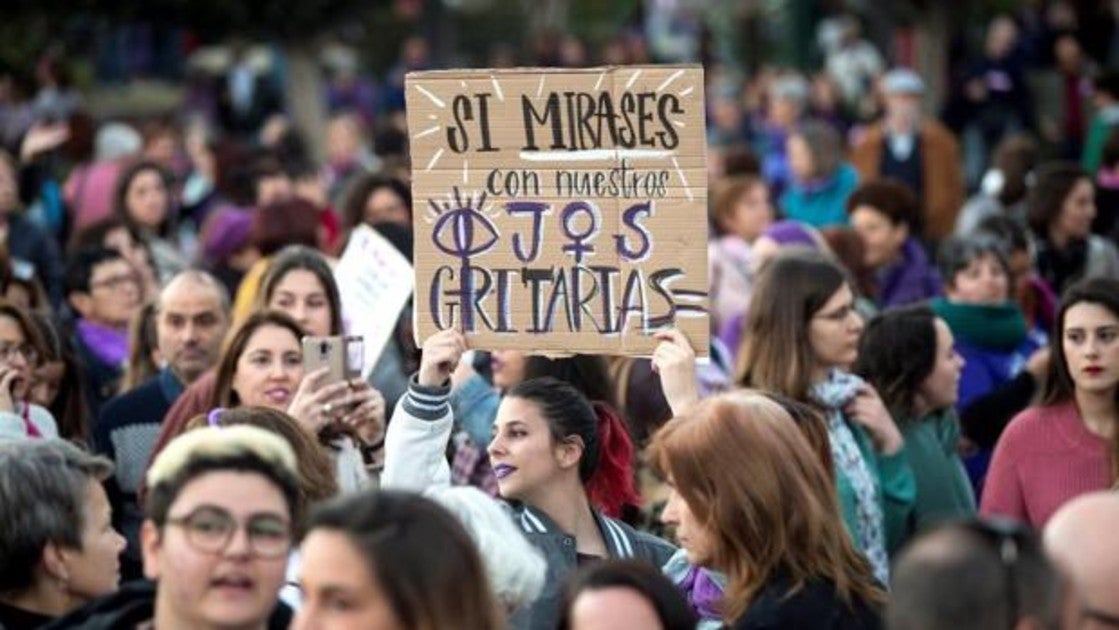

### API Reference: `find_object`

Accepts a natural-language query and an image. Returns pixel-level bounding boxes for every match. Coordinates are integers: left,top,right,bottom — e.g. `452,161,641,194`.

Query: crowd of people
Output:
0,5,1118,630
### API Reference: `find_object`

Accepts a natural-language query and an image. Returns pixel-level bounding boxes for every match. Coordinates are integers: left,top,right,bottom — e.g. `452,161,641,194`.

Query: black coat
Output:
42,580,292,630
727,575,882,630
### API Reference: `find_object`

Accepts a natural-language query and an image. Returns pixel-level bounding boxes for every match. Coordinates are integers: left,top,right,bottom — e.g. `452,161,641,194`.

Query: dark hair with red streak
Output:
506,377,639,519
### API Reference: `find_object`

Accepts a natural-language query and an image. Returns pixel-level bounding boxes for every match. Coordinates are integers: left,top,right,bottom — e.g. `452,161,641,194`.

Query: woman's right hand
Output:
1025,347,1051,382
287,367,352,435
0,368,17,414
651,328,700,417
417,329,467,388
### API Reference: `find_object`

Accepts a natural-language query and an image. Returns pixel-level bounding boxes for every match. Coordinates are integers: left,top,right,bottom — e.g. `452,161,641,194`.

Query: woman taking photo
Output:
0,440,126,627
383,329,675,630
294,490,504,630
208,309,381,491
856,306,976,536
151,245,362,456
982,278,1119,528
736,251,915,583
650,391,883,628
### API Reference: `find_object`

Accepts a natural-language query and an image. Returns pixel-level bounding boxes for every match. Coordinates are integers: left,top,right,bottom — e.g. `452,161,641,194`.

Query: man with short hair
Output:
1045,492,1119,629
94,270,230,581
888,518,1064,630
849,68,965,241
66,246,143,416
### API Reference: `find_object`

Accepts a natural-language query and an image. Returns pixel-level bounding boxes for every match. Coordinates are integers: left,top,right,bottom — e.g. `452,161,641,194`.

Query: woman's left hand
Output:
336,381,386,445
844,384,904,455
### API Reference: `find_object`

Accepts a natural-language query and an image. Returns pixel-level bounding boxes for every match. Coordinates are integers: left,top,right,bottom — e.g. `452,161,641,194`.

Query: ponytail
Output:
586,401,640,519
507,378,640,518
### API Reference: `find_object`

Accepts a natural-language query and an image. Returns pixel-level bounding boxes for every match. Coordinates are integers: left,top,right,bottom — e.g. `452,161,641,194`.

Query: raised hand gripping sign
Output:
406,65,708,357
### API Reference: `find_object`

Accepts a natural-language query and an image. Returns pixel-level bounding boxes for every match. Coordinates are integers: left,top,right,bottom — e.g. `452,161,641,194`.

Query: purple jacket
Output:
877,238,942,308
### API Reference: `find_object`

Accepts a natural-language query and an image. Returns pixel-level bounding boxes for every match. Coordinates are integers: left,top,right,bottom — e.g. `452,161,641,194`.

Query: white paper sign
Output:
334,225,414,377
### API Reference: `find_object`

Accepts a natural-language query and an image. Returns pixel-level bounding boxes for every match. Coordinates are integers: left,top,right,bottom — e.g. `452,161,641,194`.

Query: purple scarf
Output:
677,564,724,621
77,319,129,367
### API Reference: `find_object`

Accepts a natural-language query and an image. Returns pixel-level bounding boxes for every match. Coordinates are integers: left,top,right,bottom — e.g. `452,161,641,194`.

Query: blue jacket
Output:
956,329,1045,412
876,238,942,308
780,164,859,228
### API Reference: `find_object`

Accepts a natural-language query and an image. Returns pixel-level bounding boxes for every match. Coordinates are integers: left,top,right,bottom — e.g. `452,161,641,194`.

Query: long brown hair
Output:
736,251,847,400
184,406,339,538
649,392,884,622
122,301,160,391
256,245,344,335
211,309,304,408
308,490,505,630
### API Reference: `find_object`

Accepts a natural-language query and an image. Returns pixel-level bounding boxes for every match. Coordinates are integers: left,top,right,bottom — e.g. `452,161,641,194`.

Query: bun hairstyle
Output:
507,377,639,518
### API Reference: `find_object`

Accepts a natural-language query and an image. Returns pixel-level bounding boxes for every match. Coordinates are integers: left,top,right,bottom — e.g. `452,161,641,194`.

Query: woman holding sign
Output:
382,329,675,630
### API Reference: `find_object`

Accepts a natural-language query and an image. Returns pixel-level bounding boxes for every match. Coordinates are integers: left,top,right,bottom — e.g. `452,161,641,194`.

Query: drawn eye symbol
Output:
432,206,499,258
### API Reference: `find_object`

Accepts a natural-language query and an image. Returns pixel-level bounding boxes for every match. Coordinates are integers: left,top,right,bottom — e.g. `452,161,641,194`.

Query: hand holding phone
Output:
302,336,364,385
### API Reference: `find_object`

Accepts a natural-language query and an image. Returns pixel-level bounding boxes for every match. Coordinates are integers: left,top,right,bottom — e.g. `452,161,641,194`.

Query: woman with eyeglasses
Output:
47,424,299,629
982,278,1119,528
0,300,59,439
735,250,916,584
183,406,340,609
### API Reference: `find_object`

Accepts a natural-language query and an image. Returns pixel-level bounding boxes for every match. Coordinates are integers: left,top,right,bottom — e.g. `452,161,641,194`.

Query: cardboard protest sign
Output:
406,65,708,356
334,225,414,376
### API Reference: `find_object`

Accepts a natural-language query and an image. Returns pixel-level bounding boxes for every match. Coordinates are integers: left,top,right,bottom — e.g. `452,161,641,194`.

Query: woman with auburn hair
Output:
650,391,884,628
735,251,915,584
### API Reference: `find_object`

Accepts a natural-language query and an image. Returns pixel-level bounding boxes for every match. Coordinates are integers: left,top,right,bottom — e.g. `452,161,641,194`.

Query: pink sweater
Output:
980,402,1111,528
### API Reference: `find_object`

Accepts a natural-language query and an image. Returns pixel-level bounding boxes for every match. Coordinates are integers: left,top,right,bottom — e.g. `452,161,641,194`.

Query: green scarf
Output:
930,297,1028,351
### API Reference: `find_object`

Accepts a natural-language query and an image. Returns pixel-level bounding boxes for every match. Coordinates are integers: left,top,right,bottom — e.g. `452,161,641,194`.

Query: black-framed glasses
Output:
90,272,140,292
165,505,291,559
962,517,1032,630
812,304,858,323
0,342,38,364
